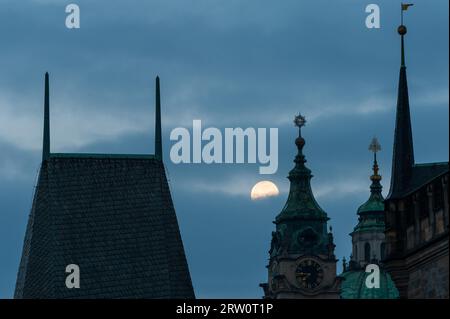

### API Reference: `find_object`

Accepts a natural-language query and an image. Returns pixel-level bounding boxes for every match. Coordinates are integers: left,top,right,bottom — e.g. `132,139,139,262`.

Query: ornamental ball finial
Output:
295,136,305,149
398,25,407,35
294,113,306,150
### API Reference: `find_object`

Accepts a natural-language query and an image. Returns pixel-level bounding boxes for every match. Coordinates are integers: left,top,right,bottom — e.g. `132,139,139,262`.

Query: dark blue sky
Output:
0,0,448,298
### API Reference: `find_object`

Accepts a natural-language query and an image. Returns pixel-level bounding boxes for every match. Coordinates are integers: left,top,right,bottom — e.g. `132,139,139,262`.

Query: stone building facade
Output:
384,171,449,298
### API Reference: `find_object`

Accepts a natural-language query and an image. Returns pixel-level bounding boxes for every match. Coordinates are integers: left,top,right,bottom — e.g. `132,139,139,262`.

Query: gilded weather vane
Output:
401,3,414,25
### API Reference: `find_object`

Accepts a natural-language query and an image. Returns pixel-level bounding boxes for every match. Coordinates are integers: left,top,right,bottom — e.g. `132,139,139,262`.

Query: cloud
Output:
313,179,368,200
1,79,445,155
0,0,448,299
29,0,62,4
0,158,28,181
0,92,41,152
176,173,285,198
414,87,449,108
0,90,152,152
175,170,371,201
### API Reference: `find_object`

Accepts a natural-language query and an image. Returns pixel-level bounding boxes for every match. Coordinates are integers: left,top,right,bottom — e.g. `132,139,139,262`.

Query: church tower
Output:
340,138,399,299
351,137,386,268
260,114,341,299
383,5,449,299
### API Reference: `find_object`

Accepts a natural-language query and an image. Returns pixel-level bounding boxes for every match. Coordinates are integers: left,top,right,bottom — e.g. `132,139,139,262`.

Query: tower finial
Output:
155,76,162,160
42,72,50,161
369,137,381,163
369,137,382,182
293,113,307,159
399,3,413,66
388,5,415,199
294,113,306,137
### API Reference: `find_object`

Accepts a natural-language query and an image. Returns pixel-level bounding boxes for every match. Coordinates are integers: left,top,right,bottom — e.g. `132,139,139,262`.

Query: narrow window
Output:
419,190,428,218
364,243,371,262
433,180,444,211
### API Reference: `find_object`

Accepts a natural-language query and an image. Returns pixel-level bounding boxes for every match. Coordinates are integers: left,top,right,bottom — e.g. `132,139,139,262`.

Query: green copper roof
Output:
276,133,327,223
357,196,384,214
357,177,384,214
340,269,399,299
353,149,386,234
357,157,384,214
351,213,385,234
270,116,333,258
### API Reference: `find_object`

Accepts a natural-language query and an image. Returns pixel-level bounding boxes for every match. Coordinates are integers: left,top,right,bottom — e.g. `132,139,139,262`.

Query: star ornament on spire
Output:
294,114,306,128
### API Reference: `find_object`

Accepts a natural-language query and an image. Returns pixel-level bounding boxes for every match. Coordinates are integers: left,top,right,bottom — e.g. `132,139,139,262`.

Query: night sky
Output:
0,0,448,298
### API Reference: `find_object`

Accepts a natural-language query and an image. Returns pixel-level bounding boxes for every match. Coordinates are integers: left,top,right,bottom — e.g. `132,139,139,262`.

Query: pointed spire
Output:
274,114,330,257
276,114,327,224
399,3,414,66
400,28,406,67
42,72,50,161
368,137,383,196
155,76,162,160
357,138,384,214
387,20,415,199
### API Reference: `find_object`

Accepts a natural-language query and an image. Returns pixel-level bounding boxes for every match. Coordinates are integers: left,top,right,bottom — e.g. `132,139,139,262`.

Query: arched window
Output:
364,243,371,262
380,243,386,261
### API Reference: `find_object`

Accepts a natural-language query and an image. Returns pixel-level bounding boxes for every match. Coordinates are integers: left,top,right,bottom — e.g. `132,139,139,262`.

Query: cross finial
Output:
369,137,382,180
369,137,381,154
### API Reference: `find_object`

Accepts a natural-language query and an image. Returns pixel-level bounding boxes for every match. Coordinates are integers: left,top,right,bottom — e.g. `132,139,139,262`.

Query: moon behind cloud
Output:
251,181,280,200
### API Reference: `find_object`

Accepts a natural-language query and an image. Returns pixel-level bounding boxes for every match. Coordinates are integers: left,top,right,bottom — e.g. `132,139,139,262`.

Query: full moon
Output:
251,181,280,200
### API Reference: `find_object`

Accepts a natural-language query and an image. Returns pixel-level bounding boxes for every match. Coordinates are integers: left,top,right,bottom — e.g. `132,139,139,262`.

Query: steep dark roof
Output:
387,27,448,200
15,154,194,299
387,51,415,199
397,162,449,198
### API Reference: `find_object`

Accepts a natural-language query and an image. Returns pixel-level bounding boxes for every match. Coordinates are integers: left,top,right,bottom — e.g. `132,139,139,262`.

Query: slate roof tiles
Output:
15,155,194,299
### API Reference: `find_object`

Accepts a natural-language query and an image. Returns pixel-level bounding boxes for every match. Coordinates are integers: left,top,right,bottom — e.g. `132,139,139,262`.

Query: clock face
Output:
295,259,324,289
